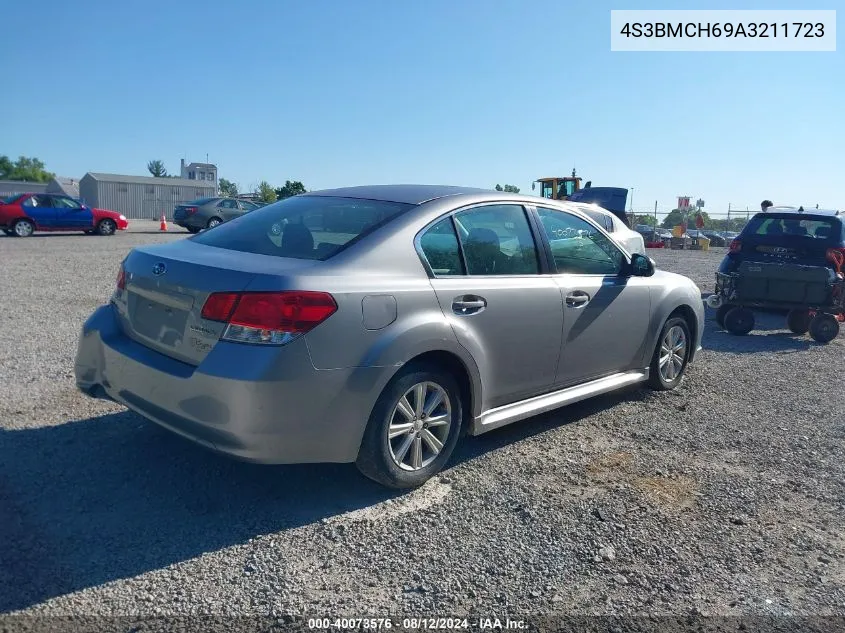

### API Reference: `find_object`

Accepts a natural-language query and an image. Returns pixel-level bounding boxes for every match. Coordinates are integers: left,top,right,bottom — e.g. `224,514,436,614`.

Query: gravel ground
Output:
1,225,844,623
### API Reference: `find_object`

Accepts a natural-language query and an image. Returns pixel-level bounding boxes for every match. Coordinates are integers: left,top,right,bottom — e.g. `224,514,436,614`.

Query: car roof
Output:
302,184,496,205
763,206,841,217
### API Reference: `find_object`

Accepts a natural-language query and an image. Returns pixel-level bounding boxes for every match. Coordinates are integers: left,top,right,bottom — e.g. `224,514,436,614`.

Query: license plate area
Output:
127,288,194,346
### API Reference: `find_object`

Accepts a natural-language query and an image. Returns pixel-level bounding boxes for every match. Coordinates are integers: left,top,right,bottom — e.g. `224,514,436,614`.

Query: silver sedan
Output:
75,185,704,489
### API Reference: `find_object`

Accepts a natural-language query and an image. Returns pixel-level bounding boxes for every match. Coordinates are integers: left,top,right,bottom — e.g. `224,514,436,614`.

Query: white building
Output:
180,159,218,192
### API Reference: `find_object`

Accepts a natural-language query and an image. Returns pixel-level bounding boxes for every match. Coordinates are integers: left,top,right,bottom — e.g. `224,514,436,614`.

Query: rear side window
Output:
744,214,839,241
191,195,413,260
454,205,540,275
583,209,613,231
419,218,464,275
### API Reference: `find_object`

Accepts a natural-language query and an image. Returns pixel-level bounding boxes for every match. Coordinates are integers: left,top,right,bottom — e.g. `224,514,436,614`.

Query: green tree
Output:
660,208,710,229
495,183,520,193
0,155,55,182
274,180,307,200
147,160,168,177
632,214,657,227
256,180,277,204
219,178,238,197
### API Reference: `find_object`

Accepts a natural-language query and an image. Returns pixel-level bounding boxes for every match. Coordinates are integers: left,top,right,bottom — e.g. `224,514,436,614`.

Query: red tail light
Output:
116,264,126,290
729,239,742,253
185,206,198,215
201,291,337,344
201,292,239,321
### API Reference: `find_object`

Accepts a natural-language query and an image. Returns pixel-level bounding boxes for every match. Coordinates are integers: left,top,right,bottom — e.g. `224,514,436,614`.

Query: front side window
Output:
453,204,539,275
191,195,413,260
52,196,82,209
537,207,625,275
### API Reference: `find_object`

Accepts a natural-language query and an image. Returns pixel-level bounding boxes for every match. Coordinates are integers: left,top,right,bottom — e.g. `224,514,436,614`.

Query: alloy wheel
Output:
14,220,34,237
387,381,452,471
658,325,687,382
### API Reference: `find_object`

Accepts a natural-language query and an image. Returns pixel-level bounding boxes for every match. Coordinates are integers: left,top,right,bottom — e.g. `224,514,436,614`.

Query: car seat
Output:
815,225,832,239
464,227,510,274
281,223,314,257
766,221,784,235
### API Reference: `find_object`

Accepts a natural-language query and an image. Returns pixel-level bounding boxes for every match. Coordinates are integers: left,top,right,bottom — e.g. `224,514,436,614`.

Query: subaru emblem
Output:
152,262,167,276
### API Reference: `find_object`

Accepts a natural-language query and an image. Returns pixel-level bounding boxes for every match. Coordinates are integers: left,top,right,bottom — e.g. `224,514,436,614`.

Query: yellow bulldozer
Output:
532,169,588,200
532,169,632,228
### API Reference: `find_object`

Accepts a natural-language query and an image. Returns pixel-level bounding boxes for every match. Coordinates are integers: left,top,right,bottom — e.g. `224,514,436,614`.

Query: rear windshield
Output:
743,214,840,241
190,195,414,260
185,197,217,206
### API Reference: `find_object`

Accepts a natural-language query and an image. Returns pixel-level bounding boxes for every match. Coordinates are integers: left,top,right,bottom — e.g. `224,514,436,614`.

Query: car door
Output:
21,194,57,228
51,196,94,229
217,198,240,221
534,205,652,387
419,203,564,409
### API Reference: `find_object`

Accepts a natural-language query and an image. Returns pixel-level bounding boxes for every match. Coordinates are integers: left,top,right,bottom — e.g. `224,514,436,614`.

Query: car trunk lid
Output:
739,234,833,266
114,240,317,365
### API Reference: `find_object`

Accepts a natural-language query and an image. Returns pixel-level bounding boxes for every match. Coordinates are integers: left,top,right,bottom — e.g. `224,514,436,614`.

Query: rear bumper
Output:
74,304,391,464
172,212,201,229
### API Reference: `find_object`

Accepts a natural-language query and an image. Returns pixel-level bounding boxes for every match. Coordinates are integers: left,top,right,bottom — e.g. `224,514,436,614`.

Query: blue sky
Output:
3,0,842,216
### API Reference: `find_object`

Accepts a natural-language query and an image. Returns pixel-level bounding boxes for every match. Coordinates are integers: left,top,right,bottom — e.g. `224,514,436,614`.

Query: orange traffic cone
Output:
159,214,168,231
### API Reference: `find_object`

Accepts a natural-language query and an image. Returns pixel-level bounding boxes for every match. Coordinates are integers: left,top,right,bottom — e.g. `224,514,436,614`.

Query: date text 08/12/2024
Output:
307,617,528,630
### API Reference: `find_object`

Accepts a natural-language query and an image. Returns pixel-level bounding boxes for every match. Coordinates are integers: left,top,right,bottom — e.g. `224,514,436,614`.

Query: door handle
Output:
452,295,487,315
565,291,591,307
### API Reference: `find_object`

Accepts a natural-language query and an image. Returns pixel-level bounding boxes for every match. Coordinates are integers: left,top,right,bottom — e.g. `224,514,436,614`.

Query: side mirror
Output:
630,253,656,277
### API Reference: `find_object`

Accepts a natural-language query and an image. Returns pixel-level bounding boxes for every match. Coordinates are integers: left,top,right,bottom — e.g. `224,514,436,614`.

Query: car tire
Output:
356,363,463,489
715,303,733,330
647,316,692,391
786,309,812,335
808,313,840,344
724,307,755,336
207,217,222,229
97,219,117,236
11,219,35,237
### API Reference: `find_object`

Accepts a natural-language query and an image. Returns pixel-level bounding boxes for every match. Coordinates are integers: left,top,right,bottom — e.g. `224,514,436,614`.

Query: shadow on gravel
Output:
0,387,639,613
700,301,816,355
0,413,396,613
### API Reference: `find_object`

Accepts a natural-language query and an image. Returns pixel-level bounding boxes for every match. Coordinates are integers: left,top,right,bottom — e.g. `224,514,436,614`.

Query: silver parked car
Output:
75,185,704,489
173,197,262,233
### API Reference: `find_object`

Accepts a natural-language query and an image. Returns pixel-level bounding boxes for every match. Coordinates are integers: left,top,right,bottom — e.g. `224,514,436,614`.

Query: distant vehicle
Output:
700,230,727,247
713,207,845,342
0,193,128,237
571,203,646,255
173,197,258,233
76,184,704,489
635,225,672,247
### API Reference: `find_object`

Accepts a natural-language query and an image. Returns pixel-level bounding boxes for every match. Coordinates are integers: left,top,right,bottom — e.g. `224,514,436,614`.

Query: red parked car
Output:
0,193,129,237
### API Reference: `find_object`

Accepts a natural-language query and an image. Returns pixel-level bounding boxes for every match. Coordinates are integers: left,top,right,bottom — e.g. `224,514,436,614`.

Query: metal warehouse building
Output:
46,176,81,198
0,180,48,198
79,172,216,220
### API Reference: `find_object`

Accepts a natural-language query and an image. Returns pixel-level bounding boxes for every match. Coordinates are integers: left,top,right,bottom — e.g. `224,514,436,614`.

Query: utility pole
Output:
654,200,658,226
